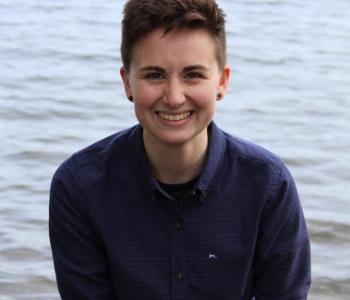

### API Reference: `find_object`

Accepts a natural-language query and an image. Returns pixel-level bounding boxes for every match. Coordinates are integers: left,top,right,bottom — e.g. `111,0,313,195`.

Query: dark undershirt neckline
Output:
157,176,199,203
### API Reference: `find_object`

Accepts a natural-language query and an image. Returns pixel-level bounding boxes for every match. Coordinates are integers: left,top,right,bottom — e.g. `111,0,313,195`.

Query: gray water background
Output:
1,0,350,299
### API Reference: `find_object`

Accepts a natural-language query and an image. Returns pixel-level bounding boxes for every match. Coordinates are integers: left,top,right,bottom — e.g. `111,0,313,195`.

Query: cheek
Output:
133,84,161,108
189,84,218,107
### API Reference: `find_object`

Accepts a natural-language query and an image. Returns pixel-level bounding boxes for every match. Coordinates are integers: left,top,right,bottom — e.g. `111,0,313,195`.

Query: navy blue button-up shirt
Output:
49,122,311,300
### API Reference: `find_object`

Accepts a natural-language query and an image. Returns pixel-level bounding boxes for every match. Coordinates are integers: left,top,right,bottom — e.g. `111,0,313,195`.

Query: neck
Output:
143,130,208,184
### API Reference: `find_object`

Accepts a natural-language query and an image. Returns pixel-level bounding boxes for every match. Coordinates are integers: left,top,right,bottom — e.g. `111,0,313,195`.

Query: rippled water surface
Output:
1,0,350,299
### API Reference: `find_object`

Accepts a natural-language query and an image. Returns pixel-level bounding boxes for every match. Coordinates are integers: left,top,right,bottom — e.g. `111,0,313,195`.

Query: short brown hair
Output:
121,0,227,71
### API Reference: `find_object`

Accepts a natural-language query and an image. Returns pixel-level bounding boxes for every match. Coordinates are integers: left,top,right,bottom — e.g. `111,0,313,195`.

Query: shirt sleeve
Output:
253,165,311,299
49,158,116,300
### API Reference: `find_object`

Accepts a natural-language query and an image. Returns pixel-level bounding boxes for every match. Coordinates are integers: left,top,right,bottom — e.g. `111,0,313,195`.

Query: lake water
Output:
1,0,349,299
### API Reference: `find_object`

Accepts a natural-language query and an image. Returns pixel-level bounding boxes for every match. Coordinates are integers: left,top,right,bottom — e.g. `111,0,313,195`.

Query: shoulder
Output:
217,129,303,226
223,130,282,167
52,125,138,187
220,128,293,184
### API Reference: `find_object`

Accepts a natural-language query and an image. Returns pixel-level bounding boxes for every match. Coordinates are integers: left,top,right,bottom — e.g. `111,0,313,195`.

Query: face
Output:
120,28,230,148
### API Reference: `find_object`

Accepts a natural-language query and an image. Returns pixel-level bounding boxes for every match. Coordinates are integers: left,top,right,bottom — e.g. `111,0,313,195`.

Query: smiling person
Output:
49,0,311,299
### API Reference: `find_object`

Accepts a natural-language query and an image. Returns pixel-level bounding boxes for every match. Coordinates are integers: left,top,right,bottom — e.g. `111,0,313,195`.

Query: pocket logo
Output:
208,253,218,260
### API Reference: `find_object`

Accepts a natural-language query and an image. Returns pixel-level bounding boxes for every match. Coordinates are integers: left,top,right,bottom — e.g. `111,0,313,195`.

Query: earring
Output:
216,93,223,100
128,96,134,102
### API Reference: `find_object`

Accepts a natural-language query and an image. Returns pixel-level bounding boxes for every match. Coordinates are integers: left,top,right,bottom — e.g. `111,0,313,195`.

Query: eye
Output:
145,73,164,80
185,72,204,79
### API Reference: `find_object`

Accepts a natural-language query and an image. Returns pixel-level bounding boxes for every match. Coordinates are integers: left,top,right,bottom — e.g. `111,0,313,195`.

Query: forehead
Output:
130,28,218,69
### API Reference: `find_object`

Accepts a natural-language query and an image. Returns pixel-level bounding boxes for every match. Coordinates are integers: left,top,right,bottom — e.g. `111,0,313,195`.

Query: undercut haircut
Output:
121,0,227,71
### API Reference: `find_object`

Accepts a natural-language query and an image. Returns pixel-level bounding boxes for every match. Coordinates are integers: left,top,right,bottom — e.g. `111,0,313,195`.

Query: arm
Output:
49,158,116,300
253,166,311,299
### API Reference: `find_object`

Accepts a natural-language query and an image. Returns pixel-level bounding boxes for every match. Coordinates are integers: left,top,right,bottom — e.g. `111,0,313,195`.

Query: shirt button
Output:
176,222,183,230
176,272,184,281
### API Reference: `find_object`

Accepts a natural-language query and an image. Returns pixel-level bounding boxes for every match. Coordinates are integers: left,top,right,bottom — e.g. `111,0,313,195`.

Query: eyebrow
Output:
183,65,210,72
138,65,209,73
139,66,165,73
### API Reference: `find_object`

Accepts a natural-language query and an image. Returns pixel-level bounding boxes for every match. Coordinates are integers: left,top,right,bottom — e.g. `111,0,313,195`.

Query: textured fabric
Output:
49,122,311,300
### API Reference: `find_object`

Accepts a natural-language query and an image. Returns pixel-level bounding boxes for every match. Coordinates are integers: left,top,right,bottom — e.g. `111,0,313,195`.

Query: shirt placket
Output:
170,202,187,300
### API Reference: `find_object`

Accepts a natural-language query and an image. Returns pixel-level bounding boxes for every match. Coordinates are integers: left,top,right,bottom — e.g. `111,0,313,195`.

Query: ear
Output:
217,64,231,98
120,66,132,98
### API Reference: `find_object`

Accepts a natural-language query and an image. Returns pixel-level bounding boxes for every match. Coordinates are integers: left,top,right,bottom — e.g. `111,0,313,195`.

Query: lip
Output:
155,110,194,125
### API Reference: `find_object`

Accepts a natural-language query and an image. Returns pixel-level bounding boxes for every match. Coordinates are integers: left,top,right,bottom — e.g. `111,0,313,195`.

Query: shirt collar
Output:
128,122,226,203
195,122,226,202
128,125,155,201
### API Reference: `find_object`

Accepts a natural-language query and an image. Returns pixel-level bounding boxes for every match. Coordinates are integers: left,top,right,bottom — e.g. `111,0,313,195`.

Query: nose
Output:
163,78,186,107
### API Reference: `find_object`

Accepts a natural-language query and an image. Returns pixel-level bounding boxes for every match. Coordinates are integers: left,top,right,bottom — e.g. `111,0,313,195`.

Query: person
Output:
49,0,311,299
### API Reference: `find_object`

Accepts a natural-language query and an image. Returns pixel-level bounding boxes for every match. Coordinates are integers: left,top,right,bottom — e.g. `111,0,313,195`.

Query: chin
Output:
157,134,193,146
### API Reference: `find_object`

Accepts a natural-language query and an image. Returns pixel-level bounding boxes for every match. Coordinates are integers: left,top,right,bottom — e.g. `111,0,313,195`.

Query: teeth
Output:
158,111,191,121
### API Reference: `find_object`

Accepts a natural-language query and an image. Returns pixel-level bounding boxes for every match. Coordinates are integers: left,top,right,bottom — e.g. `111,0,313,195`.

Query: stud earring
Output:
216,93,223,100
128,96,134,102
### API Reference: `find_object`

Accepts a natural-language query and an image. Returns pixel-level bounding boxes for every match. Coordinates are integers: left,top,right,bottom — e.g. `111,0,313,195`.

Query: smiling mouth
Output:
156,111,193,121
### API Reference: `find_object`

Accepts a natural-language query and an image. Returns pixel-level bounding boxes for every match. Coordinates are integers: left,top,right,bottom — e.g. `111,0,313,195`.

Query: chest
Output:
89,188,260,299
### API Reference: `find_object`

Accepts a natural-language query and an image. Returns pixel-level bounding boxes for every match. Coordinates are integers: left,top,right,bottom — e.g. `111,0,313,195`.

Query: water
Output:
1,0,349,299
